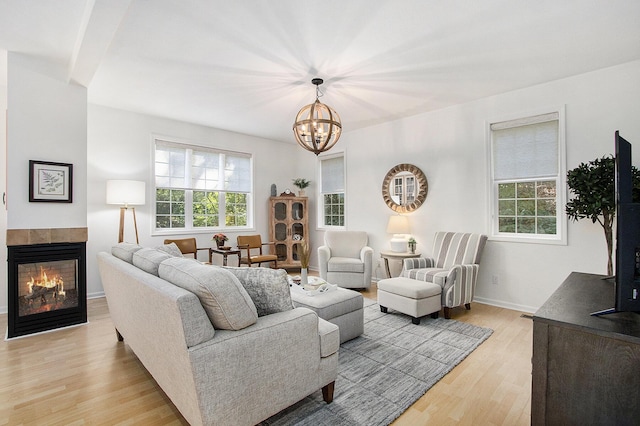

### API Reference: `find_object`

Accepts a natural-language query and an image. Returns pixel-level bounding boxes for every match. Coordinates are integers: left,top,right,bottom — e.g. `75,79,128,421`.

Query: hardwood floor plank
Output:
1,283,531,425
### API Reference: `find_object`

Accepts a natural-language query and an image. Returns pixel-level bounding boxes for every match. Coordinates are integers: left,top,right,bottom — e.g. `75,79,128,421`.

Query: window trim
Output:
151,135,255,236
316,150,346,230
486,106,567,245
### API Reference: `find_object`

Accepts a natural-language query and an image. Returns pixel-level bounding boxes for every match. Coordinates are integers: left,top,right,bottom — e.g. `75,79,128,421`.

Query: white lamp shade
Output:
387,215,410,252
106,180,146,206
386,215,409,234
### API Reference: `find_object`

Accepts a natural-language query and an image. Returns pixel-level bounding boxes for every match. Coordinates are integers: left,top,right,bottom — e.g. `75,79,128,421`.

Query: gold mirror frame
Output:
382,163,428,213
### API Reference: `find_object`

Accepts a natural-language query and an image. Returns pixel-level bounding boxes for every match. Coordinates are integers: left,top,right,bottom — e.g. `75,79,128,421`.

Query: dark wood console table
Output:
532,272,640,425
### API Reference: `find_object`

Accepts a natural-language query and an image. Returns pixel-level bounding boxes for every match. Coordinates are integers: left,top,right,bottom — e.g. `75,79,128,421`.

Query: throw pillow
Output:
156,242,184,258
224,267,293,316
111,242,143,263
159,257,258,330
132,248,173,276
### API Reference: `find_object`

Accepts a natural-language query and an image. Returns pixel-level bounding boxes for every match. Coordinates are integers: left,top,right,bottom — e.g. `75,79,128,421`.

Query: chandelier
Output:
293,78,342,155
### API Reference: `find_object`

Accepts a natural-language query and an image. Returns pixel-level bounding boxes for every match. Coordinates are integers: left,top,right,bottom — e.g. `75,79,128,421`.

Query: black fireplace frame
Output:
7,242,87,338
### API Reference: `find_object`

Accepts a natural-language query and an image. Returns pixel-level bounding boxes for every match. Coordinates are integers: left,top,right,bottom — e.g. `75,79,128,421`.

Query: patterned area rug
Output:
263,299,493,426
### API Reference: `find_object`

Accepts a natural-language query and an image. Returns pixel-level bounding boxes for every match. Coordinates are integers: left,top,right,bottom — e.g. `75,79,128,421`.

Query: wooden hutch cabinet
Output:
269,196,308,269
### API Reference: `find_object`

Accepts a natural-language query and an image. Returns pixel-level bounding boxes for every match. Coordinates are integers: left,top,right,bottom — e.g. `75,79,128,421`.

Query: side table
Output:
380,250,421,278
209,248,241,266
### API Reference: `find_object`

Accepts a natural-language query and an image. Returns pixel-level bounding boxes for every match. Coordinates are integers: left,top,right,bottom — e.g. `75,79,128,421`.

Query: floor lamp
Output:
106,180,146,243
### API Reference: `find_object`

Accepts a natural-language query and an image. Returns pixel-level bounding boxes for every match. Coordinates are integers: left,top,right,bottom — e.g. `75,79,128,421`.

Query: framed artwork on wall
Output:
29,160,73,203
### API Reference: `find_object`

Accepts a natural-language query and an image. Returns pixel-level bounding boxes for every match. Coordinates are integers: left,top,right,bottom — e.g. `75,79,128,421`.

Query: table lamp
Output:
386,215,410,252
106,180,146,243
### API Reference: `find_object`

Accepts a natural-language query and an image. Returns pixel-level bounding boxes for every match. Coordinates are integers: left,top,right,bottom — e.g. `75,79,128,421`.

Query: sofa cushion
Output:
159,257,258,330
156,242,184,258
111,243,143,263
133,248,173,276
224,267,293,316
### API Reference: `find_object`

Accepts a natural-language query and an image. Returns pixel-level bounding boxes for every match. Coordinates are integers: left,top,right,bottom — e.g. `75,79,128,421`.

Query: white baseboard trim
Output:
88,291,105,300
0,306,6,315
473,296,537,314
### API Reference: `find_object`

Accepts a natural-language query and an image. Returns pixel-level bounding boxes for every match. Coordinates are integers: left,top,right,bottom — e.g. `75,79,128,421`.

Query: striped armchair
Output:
401,232,487,319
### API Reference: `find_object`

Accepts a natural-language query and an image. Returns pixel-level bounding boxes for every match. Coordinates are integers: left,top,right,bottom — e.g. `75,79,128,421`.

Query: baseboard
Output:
88,291,105,300
473,296,537,314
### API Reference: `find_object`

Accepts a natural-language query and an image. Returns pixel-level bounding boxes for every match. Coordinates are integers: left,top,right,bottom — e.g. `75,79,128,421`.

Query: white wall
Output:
6,53,87,229
0,77,7,312
325,60,640,312
86,105,315,297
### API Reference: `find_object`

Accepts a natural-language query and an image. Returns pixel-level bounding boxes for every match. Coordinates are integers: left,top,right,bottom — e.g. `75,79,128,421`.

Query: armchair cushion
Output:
159,258,258,331
224,267,293,316
327,257,365,273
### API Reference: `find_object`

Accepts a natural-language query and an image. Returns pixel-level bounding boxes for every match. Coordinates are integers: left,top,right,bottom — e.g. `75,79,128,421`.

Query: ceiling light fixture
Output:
293,78,342,155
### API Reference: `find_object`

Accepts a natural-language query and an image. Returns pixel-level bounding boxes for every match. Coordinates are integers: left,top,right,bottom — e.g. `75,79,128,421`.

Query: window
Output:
489,110,566,243
392,172,415,205
154,139,252,232
318,153,345,228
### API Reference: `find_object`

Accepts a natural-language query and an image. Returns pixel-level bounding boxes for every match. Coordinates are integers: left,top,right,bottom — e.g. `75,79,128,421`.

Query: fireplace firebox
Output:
8,242,87,338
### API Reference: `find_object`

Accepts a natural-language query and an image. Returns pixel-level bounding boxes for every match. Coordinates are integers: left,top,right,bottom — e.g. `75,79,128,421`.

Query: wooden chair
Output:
236,235,278,268
163,238,209,262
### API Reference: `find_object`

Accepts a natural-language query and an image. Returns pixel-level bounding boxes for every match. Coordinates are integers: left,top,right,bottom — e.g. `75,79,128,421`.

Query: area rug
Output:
262,299,493,426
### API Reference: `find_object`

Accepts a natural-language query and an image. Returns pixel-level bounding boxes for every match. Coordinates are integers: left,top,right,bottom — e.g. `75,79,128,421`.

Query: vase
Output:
216,241,224,249
301,268,308,286
299,189,306,197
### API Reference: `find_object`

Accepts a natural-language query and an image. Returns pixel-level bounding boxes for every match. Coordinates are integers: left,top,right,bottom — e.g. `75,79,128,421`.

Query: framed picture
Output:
29,160,73,203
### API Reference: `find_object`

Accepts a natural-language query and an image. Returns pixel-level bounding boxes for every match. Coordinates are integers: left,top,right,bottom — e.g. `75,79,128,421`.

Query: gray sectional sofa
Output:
97,243,339,426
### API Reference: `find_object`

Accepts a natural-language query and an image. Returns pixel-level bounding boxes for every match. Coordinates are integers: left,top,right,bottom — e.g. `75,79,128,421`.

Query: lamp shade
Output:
386,215,409,234
106,180,146,206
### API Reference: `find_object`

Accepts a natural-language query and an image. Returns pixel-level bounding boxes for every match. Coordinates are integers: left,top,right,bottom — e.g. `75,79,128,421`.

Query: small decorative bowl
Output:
220,246,231,250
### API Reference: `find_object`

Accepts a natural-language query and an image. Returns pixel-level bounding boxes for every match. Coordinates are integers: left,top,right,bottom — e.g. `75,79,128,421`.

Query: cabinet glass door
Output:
291,202,303,221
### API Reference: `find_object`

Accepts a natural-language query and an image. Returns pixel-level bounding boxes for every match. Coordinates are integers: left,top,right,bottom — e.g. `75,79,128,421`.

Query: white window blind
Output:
321,155,344,193
492,113,559,180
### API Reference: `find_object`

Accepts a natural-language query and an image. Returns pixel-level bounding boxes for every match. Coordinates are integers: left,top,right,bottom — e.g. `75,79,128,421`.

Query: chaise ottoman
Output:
377,277,442,324
291,286,364,343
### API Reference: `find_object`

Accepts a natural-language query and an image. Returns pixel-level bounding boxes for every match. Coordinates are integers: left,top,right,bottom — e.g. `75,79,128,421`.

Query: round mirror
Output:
382,163,428,213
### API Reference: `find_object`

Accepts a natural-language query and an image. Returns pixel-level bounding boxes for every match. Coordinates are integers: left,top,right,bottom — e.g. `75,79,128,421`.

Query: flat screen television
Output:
592,131,640,316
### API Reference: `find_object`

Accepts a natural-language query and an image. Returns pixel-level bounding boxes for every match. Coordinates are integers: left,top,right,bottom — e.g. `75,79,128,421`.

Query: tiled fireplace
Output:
6,228,88,338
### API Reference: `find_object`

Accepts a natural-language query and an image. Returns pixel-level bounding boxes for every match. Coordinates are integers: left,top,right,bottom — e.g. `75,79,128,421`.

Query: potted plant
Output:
292,178,311,196
566,155,640,275
212,233,228,249
408,237,417,254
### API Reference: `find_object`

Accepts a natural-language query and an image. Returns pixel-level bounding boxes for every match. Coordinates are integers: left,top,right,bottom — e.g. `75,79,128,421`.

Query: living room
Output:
1,1,639,424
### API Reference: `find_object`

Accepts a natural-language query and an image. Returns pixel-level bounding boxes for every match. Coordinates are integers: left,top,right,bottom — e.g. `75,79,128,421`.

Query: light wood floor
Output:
1,284,532,425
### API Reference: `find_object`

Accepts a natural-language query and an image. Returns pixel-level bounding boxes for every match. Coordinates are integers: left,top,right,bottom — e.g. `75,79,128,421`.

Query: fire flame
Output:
27,268,65,296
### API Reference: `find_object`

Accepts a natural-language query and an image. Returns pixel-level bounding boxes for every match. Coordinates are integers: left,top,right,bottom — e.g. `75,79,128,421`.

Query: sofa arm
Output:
402,257,435,271
188,307,338,425
318,245,331,279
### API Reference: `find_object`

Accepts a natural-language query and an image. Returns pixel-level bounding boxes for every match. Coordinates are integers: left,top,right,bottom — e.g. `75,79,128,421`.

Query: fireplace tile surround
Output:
6,227,88,338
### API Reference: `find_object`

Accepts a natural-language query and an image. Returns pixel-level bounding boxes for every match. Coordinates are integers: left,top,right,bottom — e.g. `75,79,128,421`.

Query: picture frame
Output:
29,160,73,203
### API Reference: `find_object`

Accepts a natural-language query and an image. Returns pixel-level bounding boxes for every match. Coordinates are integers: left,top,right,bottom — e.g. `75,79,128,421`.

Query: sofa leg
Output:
116,328,123,342
380,306,388,313
322,381,335,403
465,303,471,310
411,316,421,325
430,311,439,319
444,307,451,319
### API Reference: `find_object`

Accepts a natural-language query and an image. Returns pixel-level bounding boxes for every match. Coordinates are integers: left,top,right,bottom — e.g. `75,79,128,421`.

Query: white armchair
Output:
318,231,374,289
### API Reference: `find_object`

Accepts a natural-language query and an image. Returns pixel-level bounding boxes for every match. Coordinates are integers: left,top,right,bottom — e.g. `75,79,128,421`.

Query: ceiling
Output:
1,0,639,143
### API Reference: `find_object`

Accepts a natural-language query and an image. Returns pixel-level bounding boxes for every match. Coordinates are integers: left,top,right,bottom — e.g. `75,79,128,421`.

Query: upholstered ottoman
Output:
291,287,364,343
377,277,442,324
